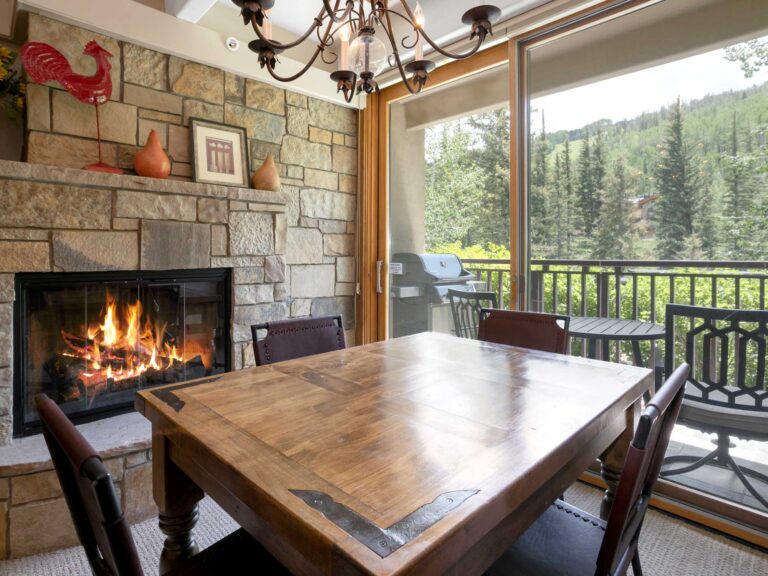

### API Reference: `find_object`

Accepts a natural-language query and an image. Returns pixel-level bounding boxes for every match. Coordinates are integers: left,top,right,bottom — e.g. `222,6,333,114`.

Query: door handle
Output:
376,261,384,294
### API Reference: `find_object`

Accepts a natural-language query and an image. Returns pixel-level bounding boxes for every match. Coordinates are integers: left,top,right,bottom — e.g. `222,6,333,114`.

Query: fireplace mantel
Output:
0,160,291,208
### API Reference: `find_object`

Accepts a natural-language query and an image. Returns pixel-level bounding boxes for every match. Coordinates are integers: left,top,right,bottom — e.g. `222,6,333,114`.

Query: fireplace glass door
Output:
15,269,230,436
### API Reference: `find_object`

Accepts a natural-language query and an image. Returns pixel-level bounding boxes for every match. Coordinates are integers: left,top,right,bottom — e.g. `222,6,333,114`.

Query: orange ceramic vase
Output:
134,129,171,179
251,153,281,191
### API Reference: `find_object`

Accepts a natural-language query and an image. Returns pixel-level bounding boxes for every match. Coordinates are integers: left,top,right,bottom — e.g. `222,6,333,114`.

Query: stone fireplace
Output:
14,269,230,437
0,160,293,446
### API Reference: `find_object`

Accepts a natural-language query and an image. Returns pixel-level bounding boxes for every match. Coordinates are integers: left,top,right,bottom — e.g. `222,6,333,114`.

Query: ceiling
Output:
195,0,550,72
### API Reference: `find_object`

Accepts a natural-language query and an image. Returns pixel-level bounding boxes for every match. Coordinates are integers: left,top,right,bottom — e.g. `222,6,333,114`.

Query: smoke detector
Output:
226,37,240,52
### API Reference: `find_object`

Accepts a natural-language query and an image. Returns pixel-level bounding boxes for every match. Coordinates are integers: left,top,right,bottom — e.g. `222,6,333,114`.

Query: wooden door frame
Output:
356,42,512,345
356,0,659,345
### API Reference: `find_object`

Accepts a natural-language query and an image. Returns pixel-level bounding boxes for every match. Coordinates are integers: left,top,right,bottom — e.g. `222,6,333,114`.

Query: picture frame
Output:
190,117,249,187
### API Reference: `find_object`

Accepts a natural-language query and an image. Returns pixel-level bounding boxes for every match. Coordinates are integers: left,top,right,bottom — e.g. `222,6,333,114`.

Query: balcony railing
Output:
463,258,768,362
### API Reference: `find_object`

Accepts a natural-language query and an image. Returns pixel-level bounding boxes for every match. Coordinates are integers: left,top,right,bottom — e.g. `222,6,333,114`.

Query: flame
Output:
60,291,214,397
100,301,118,347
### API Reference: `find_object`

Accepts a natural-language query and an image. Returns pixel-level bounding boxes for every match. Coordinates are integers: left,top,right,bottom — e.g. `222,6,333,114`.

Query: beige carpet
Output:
1,482,766,575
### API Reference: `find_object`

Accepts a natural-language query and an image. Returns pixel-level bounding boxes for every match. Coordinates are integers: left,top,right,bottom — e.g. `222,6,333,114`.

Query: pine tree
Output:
552,138,576,258
722,113,757,256
530,112,552,253
466,109,510,246
576,129,600,237
653,98,700,259
592,158,634,259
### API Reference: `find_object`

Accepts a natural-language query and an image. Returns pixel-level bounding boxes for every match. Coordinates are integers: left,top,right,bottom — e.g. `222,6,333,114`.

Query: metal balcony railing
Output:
463,258,768,362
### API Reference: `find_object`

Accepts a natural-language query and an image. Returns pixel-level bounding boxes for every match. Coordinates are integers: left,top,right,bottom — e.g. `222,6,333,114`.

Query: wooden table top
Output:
570,316,666,341
137,332,652,575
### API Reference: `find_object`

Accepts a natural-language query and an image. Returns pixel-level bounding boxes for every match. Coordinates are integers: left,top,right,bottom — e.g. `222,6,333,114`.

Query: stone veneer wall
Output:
0,413,153,559
22,12,359,356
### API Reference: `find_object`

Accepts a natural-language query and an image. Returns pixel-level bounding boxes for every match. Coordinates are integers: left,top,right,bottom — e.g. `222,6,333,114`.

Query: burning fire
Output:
61,295,208,399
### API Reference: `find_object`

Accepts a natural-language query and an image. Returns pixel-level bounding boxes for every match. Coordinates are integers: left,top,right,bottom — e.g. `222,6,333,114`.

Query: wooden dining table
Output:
136,332,653,575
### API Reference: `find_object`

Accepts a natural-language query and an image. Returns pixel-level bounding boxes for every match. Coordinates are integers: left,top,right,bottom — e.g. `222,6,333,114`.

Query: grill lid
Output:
392,253,473,282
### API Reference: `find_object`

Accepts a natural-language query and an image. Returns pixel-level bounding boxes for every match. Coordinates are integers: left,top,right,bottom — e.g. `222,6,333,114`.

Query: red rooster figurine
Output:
20,40,122,173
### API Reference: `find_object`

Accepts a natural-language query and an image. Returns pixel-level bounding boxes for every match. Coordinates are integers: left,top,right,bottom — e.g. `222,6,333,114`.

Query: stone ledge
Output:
0,160,291,206
0,412,150,478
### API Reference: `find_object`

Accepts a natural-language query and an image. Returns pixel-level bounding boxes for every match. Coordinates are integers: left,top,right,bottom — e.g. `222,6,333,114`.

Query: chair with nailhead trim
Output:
485,363,690,576
251,315,346,366
35,393,291,576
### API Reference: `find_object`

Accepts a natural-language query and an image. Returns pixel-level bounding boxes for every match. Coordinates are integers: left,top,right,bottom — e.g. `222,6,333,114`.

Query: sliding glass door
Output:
387,64,511,339
522,0,768,534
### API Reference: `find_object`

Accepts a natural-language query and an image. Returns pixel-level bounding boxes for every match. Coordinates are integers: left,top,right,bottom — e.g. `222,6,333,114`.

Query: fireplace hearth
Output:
13,269,231,436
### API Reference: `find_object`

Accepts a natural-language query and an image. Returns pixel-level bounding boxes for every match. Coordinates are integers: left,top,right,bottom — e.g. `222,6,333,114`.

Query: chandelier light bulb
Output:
414,3,425,29
349,32,388,76
338,24,351,70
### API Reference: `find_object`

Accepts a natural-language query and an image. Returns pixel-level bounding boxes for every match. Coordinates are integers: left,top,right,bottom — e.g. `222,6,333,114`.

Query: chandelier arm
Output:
322,0,356,23
250,9,325,51
418,28,484,60
264,45,325,83
392,55,424,95
379,6,423,95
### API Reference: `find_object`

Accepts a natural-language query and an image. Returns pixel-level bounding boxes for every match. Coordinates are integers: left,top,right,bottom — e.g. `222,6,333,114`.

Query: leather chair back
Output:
595,363,689,575
478,309,571,354
36,394,143,576
252,315,346,366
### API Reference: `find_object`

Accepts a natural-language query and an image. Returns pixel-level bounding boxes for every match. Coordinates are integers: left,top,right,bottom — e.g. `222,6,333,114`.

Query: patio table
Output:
137,332,652,575
569,316,665,367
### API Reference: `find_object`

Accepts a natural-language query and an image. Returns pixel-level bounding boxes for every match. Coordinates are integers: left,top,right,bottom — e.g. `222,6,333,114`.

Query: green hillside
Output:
424,80,768,262
544,82,768,196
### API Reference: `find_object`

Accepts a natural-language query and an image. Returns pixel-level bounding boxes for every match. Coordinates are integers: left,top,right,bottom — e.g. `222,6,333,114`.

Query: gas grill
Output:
390,253,476,337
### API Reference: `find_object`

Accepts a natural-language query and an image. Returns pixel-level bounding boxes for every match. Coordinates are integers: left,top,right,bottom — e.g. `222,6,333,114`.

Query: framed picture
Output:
190,118,249,187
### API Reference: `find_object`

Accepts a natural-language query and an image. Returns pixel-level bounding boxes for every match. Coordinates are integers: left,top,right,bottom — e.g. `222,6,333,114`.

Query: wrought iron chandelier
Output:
232,1,501,102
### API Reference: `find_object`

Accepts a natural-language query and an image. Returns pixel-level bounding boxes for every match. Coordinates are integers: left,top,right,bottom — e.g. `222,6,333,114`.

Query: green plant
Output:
0,46,25,119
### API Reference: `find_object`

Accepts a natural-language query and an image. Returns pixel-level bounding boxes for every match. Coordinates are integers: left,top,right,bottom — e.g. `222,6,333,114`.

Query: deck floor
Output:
666,425,768,512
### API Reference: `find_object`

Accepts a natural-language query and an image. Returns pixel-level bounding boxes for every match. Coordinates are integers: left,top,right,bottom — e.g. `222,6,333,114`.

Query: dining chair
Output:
251,315,346,366
35,394,290,576
478,309,571,354
486,362,690,576
447,289,498,339
660,304,768,508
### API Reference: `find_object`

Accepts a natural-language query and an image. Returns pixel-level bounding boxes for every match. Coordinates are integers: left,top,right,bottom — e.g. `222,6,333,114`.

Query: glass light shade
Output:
349,33,388,76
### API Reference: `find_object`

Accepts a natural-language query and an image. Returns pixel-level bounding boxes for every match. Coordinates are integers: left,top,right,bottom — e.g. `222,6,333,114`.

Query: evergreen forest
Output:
425,79,768,262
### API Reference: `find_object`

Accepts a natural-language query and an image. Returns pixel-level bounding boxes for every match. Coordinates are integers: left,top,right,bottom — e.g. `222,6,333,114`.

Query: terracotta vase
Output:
251,153,281,191
134,129,171,179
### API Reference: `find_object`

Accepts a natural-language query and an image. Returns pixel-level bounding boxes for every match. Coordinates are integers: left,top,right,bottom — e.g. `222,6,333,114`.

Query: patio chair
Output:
478,309,571,354
35,393,290,576
447,289,498,339
251,315,345,366
486,363,690,576
660,304,768,508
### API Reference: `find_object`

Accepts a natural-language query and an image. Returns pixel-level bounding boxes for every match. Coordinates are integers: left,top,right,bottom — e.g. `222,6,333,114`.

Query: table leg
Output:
153,431,204,575
587,338,597,359
631,340,643,366
598,400,641,520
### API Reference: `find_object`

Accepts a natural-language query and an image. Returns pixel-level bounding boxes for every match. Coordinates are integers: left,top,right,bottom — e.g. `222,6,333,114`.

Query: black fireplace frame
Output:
13,268,232,437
